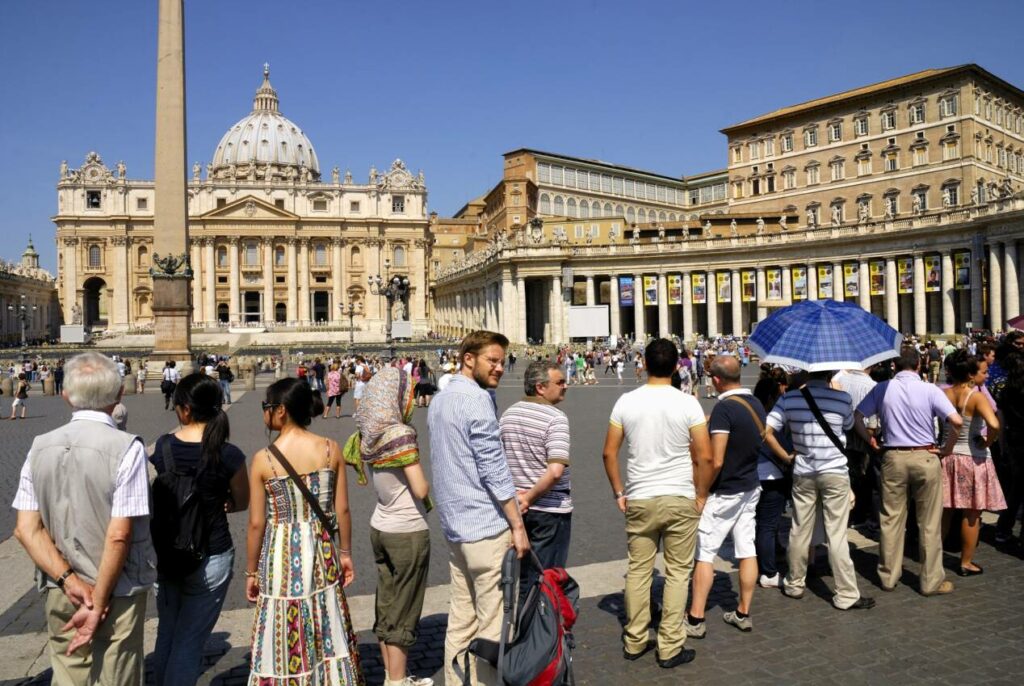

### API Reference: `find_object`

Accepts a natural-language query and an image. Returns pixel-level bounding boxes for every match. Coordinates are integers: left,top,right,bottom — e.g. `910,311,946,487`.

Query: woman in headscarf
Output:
349,367,433,686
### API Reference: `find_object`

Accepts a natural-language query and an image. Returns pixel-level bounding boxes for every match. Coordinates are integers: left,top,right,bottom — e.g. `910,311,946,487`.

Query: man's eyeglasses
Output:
261,401,280,411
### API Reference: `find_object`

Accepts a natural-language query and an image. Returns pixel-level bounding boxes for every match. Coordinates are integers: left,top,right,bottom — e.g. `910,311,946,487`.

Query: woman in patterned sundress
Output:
246,378,364,685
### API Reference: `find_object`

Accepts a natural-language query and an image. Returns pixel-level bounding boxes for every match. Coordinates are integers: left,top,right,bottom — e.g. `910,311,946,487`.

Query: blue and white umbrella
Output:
749,300,902,372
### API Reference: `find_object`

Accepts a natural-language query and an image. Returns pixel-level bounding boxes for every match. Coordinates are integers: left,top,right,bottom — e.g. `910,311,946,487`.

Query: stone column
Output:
885,257,899,330
706,270,718,337
517,275,528,343
682,272,694,341
858,260,870,311
204,238,215,326
941,251,956,334
913,253,926,335
502,271,515,336
1005,241,1020,322
988,242,1003,331
658,272,669,338
228,237,240,324
585,275,596,307
731,270,742,335
190,239,203,325
609,275,621,337
970,246,984,328
63,237,78,321
298,239,310,324
832,263,844,302
550,275,562,344
112,236,130,328
332,238,344,324
263,240,274,324
286,238,298,322
807,262,818,300
755,267,767,321
634,274,646,340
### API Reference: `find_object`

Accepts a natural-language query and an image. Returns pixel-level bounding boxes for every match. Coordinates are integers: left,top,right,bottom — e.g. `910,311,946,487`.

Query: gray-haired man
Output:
499,361,572,590
13,352,156,685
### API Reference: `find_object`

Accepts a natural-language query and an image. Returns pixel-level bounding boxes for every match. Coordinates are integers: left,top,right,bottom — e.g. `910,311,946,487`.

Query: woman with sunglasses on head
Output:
246,378,364,684
151,373,249,686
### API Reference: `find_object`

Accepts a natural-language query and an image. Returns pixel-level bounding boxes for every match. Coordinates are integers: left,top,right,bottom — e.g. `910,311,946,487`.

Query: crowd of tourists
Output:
9,324,1024,684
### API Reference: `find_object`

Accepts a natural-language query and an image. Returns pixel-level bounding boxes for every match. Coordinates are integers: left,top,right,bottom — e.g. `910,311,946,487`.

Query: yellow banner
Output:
792,266,807,300
766,268,783,300
741,271,756,302
716,272,732,303
924,256,941,293
692,273,707,304
843,263,860,298
954,252,970,290
817,265,834,299
668,274,682,305
897,257,914,294
643,275,658,306
870,261,885,296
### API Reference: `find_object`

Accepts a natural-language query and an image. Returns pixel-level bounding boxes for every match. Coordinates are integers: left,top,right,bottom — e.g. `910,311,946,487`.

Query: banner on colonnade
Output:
643,276,658,306
792,267,807,300
844,263,859,298
924,256,941,292
741,271,756,302
766,268,783,300
668,275,682,304
897,258,914,294
619,276,634,306
817,265,834,299
716,272,731,303
692,273,707,304
954,252,970,290
869,261,885,296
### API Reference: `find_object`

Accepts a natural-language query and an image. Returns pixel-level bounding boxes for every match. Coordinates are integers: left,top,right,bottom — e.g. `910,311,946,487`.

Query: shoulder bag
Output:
798,386,854,459
725,394,792,473
266,444,338,539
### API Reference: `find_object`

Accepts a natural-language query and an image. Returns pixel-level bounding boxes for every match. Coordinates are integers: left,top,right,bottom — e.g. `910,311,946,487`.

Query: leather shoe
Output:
656,648,696,669
922,580,955,596
957,565,983,577
623,642,653,661
836,597,876,610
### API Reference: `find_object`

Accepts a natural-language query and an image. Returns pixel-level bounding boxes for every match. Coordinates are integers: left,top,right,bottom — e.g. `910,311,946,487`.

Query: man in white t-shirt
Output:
603,338,713,669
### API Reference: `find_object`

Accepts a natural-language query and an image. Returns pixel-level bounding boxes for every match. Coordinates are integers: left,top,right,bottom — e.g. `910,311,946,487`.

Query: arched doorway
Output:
83,277,107,328
217,303,229,323
243,292,261,323
275,302,287,323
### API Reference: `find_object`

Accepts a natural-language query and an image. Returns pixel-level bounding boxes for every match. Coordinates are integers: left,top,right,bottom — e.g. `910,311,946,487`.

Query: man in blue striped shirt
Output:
429,330,529,686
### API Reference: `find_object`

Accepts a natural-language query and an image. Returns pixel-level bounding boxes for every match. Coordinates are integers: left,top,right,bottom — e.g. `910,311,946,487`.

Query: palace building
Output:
1,238,60,345
54,67,431,338
431,64,1024,343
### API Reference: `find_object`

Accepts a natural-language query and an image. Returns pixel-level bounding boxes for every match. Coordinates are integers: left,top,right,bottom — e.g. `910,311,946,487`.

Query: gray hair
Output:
64,353,123,410
524,360,561,396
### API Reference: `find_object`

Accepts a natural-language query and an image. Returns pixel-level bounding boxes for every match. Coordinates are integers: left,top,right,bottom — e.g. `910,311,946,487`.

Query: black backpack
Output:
150,437,211,579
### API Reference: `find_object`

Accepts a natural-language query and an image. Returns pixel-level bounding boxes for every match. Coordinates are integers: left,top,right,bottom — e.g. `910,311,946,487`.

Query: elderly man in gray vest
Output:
13,352,156,684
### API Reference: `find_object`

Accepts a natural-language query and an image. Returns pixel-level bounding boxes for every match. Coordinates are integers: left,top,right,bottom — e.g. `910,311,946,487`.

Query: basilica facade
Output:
54,67,431,338
432,64,1024,342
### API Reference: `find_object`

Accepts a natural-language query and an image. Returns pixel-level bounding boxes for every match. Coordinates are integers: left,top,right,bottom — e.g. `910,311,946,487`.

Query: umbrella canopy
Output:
1008,314,1024,331
749,300,902,372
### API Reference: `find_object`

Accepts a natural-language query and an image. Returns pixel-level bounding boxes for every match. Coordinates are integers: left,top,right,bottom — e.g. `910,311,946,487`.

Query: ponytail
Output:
172,372,230,467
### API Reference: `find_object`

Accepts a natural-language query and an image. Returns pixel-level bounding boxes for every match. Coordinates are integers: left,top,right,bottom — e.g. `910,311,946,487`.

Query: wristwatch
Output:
614,490,626,499
55,568,74,589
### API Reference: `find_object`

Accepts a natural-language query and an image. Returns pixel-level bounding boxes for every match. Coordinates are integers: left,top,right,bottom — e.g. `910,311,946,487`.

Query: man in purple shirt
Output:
855,348,962,596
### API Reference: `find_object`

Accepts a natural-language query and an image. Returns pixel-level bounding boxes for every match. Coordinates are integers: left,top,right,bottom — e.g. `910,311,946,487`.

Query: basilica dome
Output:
210,66,320,181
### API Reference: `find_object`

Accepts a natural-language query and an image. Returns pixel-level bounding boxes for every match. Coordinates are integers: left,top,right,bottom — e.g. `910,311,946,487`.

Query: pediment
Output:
199,195,299,220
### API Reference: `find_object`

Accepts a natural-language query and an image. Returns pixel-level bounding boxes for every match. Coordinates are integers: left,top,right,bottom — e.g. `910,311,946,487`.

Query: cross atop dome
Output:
253,63,279,113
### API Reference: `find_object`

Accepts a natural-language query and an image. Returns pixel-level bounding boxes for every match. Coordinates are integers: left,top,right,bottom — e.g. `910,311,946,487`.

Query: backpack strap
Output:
266,444,338,538
799,387,852,459
161,434,176,473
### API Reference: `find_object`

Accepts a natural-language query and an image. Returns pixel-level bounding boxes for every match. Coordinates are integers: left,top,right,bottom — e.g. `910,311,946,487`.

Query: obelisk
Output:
150,0,192,369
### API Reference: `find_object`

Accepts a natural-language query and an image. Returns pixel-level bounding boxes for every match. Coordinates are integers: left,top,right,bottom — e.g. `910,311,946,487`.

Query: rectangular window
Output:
910,103,925,124
783,170,796,189
804,128,817,147
574,225,584,239
858,158,871,175
86,190,101,209
945,185,959,206
766,176,775,193
551,166,563,185
828,122,842,142
713,183,726,201
245,243,258,265
831,161,844,181
656,186,667,202
216,198,227,208
855,118,868,136
806,166,820,184
733,182,744,199
274,199,284,209
913,148,928,166
645,183,655,200
999,148,1007,167
751,179,760,196
913,190,928,211
613,177,623,195
624,179,634,196
349,201,360,213
538,163,550,183
750,141,760,160
884,153,899,171
885,195,898,216
731,147,742,163
996,107,1004,126
764,138,775,157
563,168,575,188
590,174,600,191
940,95,958,117
313,199,327,211
391,195,405,213
602,175,613,193
881,110,896,130
576,171,588,190
781,134,793,152
689,189,700,205
136,197,148,210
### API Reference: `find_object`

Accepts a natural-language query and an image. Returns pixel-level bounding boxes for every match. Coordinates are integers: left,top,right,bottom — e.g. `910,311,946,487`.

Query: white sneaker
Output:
386,677,434,686
759,573,780,588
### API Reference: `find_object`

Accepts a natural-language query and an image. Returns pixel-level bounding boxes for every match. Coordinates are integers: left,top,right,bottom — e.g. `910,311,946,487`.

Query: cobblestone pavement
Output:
2,366,1022,684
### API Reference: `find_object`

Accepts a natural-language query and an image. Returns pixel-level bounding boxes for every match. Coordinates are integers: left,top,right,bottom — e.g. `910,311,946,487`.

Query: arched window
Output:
668,213,677,222
540,193,551,214
579,200,589,218
351,246,362,267
393,245,407,267
88,244,101,268
659,211,667,222
638,209,647,223
627,207,636,223
592,203,602,218
137,246,148,267
603,203,613,217
314,243,327,266
217,246,228,267
245,241,259,266
566,198,577,217
615,204,624,217
275,245,285,266
553,196,564,215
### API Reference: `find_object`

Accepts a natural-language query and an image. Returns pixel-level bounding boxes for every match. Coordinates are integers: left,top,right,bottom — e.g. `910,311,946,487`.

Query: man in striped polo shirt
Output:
764,370,876,611
499,360,572,601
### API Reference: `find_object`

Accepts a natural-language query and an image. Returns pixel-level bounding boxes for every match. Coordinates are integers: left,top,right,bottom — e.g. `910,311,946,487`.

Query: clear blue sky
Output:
2,0,1023,271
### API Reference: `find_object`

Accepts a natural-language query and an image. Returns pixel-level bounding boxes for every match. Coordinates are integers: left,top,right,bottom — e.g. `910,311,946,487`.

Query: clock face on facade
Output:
88,167,100,180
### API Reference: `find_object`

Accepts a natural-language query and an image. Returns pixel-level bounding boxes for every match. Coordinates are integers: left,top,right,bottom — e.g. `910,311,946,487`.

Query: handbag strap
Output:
799,386,852,458
266,443,337,537
724,395,766,440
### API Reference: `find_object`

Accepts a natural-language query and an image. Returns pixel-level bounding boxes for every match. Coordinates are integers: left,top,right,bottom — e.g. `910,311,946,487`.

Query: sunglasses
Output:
261,401,280,411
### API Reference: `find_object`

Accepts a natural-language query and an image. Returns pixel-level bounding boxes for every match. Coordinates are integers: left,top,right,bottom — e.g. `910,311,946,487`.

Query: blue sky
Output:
2,0,1023,270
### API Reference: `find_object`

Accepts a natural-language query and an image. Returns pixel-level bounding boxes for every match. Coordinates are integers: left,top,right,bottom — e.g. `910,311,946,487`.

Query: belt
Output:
886,445,935,451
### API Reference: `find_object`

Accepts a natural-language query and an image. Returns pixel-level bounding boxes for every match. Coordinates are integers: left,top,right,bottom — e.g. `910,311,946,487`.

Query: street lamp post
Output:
7,295,36,350
368,258,410,360
338,301,359,352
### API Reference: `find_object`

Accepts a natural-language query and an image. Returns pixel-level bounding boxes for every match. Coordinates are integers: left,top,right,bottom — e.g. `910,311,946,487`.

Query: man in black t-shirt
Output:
684,356,766,637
